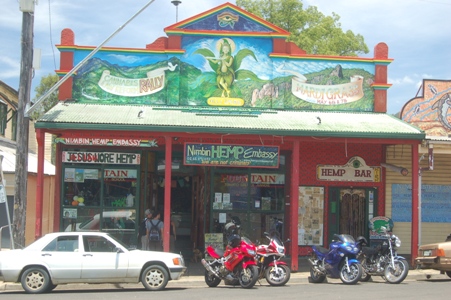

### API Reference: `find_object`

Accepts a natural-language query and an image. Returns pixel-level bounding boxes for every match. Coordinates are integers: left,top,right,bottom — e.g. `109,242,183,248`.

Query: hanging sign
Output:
184,143,279,168
317,156,381,182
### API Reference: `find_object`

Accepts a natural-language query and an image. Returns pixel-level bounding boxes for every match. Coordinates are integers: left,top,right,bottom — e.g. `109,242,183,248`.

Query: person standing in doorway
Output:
139,209,152,250
170,217,177,252
147,210,163,251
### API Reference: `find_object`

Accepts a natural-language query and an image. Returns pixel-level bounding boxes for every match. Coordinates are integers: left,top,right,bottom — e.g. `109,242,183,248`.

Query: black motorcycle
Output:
356,226,409,284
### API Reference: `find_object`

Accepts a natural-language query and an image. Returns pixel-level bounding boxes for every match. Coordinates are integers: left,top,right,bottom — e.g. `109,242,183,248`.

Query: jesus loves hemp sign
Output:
184,143,279,168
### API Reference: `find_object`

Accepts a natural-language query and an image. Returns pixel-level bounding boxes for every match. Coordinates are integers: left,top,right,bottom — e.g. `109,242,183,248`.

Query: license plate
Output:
423,250,432,256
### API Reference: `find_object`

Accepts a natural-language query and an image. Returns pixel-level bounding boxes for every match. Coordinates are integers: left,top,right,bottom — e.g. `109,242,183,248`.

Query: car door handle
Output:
42,253,52,257
83,254,93,257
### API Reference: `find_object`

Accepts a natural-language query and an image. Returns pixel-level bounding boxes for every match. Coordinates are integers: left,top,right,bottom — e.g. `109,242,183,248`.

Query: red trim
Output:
411,145,419,265
164,2,289,36
290,140,300,271
53,143,62,232
45,130,421,146
163,136,173,252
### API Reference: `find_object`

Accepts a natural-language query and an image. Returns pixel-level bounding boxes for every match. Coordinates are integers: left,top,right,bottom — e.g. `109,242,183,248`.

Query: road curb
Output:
1,269,447,292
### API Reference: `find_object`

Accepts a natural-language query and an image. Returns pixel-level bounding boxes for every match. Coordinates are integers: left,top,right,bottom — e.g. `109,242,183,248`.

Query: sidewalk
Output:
1,258,448,292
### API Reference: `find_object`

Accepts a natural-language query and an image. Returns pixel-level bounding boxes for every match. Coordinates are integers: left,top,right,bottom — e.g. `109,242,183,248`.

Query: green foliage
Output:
236,0,369,56
31,73,59,120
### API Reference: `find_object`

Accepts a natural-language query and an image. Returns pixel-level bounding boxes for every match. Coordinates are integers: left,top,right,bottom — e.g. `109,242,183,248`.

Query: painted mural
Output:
70,6,376,112
402,80,451,136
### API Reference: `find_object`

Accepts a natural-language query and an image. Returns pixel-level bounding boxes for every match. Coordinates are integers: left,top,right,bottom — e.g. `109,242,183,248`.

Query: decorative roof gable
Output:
164,2,289,38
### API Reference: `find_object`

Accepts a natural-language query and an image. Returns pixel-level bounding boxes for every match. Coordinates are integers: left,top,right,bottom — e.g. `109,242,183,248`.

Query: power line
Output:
48,0,57,70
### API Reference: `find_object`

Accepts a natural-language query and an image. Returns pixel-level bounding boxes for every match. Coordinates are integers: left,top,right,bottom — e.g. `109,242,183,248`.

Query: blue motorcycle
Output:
308,234,362,284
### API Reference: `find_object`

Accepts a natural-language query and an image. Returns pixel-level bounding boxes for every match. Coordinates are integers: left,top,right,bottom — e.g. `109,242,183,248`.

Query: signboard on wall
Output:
62,151,141,165
392,183,451,223
204,233,224,260
298,186,324,246
317,156,381,182
56,137,158,147
184,143,279,168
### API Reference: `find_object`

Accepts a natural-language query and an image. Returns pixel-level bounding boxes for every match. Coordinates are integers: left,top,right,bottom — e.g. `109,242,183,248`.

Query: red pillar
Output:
290,140,300,271
411,144,419,265
163,136,173,252
35,129,45,239
53,143,62,231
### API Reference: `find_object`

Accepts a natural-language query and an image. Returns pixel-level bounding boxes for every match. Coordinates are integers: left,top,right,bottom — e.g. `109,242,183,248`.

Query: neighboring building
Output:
384,79,451,255
0,81,55,248
33,3,424,269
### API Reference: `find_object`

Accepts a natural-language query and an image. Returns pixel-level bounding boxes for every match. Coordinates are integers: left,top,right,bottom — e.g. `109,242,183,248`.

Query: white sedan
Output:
0,232,186,293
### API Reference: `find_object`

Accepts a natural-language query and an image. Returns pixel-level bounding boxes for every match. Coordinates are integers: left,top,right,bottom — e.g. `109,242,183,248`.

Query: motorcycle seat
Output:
362,246,380,256
316,246,330,254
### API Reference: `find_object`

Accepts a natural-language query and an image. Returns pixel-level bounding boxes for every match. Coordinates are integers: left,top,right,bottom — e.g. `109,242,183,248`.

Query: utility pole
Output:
14,0,35,248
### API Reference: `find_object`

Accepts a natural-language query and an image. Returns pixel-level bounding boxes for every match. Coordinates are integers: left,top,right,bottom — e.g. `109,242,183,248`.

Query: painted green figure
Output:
207,39,235,97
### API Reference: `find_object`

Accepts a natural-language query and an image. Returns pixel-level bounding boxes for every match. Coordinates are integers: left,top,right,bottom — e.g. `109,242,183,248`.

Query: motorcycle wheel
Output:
204,270,221,287
339,262,362,285
384,259,409,284
360,270,372,282
239,265,259,289
265,264,291,286
309,267,326,283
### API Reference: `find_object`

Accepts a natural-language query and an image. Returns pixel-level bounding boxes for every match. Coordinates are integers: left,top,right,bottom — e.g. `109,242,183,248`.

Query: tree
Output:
236,0,369,56
32,73,59,165
31,73,59,120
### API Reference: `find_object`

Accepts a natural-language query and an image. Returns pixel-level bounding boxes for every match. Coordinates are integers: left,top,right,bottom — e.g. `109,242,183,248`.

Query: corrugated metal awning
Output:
35,103,425,140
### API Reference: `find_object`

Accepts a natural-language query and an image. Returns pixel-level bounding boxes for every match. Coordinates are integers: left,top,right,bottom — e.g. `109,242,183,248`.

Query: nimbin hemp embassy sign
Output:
184,143,279,168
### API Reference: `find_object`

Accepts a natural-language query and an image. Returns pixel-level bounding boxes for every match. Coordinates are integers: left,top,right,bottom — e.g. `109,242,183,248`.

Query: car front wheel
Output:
141,265,169,291
20,267,51,294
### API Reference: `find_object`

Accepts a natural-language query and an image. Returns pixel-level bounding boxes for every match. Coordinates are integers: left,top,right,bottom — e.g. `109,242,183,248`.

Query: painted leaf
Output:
233,49,258,71
193,48,218,72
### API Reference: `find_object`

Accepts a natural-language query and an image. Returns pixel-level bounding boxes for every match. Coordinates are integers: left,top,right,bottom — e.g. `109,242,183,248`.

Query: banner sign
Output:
279,67,365,105
184,143,279,168
62,151,141,165
55,137,158,147
98,63,177,97
317,156,381,182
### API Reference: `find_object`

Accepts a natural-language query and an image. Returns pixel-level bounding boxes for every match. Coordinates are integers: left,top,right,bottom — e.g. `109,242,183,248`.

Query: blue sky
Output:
1,0,450,114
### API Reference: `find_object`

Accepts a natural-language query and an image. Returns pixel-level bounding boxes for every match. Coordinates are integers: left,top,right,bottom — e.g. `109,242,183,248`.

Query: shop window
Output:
211,171,285,243
61,162,140,249
63,168,101,206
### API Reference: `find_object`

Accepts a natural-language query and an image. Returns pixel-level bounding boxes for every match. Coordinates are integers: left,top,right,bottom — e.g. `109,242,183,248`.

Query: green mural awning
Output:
35,103,425,140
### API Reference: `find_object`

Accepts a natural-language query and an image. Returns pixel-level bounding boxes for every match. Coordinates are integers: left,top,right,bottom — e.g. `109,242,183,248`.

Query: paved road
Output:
1,271,450,299
1,267,449,293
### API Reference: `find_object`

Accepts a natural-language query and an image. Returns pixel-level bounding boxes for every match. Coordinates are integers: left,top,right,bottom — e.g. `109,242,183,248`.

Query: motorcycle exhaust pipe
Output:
201,259,220,278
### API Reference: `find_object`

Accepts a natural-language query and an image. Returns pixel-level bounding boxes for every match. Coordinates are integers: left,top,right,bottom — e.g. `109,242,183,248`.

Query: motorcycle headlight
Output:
395,237,401,248
277,246,285,254
247,249,256,256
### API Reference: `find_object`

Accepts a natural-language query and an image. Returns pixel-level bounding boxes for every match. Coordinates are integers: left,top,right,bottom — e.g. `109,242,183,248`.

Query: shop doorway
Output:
328,187,376,244
155,175,204,258
339,188,366,237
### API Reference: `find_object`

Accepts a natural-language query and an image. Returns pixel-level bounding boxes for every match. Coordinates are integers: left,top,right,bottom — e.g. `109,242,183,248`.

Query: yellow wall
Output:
385,144,451,254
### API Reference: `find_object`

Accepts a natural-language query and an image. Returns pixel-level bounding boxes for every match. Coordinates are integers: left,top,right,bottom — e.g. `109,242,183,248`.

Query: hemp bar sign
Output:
184,143,279,168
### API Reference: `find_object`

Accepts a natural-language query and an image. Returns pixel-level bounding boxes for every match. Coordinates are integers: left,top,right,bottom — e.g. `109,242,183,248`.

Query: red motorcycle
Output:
201,234,259,289
257,231,291,286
